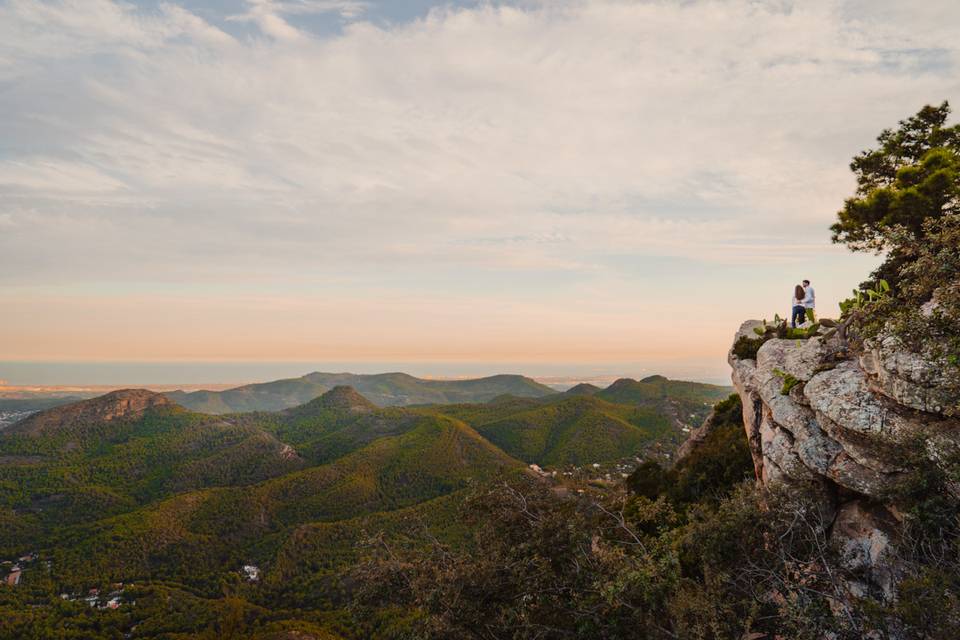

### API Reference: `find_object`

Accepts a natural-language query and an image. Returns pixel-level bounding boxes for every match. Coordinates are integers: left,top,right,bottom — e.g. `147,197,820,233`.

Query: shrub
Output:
732,335,766,360
662,395,753,506
773,368,802,395
627,460,665,499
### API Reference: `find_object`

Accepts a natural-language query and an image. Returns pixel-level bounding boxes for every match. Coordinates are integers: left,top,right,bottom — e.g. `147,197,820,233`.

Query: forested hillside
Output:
0,376,715,639
166,372,556,413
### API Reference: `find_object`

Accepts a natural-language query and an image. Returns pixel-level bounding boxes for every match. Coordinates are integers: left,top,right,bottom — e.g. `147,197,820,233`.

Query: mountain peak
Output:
321,386,375,410
607,378,638,390
640,374,668,383
565,383,601,396
291,385,377,415
11,389,173,435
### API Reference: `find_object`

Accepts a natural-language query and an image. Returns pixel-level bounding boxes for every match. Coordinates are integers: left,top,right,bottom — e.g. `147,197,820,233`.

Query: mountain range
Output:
165,371,557,413
0,374,731,639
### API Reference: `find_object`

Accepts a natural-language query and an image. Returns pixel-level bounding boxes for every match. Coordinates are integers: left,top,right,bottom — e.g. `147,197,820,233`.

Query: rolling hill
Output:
425,375,732,465
436,395,674,466
596,374,730,408
0,377,729,639
1,389,523,593
0,391,307,534
166,371,555,413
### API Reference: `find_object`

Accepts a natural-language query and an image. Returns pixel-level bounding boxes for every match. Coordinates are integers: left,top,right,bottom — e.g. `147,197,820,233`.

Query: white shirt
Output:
803,285,815,309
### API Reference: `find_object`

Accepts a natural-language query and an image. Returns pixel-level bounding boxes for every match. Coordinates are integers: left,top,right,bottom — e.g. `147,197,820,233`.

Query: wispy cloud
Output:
264,0,369,18
226,0,369,40
0,0,956,363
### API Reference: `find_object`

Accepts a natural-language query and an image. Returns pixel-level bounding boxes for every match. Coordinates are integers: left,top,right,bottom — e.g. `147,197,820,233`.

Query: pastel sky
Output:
1,0,959,383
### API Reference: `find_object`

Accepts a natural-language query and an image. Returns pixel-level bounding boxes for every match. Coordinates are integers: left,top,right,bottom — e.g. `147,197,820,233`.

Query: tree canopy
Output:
831,102,960,255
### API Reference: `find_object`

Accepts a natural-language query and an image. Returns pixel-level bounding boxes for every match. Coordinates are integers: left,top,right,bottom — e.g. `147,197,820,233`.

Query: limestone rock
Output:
804,362,925,444
759,413,816,484
860,335,957,415
723,319,954,606
833,500,901,603
757,336,831,382
676,406,718,461
734,319,765,346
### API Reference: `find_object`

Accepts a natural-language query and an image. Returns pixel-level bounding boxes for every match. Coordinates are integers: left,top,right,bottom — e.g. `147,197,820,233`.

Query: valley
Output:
0,374,730,639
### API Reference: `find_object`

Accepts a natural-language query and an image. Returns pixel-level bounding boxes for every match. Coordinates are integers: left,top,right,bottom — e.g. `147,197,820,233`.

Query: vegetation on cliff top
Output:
829,103,960,412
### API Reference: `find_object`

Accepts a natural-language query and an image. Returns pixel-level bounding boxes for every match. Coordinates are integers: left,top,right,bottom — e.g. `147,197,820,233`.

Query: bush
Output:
661,395,753,505
732,335,766,360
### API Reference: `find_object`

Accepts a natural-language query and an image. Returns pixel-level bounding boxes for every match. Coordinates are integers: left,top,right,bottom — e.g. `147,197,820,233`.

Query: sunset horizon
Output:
2,2,959,636
2,0,931,377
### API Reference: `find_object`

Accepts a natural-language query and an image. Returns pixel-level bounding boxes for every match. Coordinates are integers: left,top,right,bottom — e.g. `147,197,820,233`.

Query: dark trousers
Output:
792,305,806,328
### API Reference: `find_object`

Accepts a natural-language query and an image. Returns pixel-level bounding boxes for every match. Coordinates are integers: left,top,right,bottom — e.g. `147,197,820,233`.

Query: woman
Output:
791,284,806,328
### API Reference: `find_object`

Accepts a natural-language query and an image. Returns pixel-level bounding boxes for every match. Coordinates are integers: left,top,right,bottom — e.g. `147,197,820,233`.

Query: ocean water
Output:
0,360,731,388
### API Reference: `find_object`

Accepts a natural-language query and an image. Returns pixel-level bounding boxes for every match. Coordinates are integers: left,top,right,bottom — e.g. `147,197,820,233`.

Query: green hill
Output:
597,375,730,407
0,392,307,536
426,375,732,466
0,388,522,572
39,411,523,590
233,387,426,465
594,375,731,426
0,380,727,638
564,382,601,396
166,372,555,413
438,395,673,466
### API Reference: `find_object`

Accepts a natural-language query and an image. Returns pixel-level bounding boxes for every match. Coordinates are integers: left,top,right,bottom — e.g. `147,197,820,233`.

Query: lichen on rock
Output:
726,317,960,606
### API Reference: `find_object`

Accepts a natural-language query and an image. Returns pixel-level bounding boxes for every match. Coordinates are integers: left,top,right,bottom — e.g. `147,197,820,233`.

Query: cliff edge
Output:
727,319,960,602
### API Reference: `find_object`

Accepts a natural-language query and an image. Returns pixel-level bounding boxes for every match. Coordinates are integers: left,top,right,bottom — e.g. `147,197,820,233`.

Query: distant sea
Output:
0,360,732,389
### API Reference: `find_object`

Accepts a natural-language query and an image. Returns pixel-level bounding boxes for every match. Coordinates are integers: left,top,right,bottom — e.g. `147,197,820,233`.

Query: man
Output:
802,279,816,323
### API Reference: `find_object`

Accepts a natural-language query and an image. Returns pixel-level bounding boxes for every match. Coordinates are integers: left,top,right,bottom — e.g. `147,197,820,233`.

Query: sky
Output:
1,0,959,385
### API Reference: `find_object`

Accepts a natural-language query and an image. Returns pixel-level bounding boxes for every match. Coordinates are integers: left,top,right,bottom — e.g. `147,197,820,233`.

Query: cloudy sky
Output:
1,0,959,384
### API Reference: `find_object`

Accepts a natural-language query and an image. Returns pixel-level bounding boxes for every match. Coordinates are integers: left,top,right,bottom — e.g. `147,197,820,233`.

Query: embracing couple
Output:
791,279,815,328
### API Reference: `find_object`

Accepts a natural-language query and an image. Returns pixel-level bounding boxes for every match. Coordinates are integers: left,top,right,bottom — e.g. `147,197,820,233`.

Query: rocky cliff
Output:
727,320,960,602
9,388,173,436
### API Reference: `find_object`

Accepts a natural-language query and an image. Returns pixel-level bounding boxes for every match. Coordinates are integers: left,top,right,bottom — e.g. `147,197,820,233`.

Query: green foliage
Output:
773,368,802,395
354,474,873,638
0,373,743,640
834,214,960,414
628,394,753,506
732,334,766,360
753,316,821,342
785,323,820,339
429,376,730,466
596,375,732,408
3,376,959,638
451,396,671,466
857,215,960,412
831,102,960,254
627,460,666,500
839,279,891,316
827,104,960,413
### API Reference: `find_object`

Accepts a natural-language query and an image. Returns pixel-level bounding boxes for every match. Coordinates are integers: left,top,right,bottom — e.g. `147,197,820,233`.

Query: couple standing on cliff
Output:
791,279,816,328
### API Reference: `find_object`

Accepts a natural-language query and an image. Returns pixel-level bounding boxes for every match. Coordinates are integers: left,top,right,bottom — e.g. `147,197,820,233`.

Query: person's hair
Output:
802,279,810,285
795,284,805,301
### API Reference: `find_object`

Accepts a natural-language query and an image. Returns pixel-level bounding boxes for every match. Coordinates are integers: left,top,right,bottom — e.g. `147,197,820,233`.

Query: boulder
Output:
860,335,957,415
757,336,831,382
804,362,924,443
833,500,902,603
